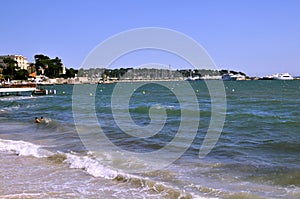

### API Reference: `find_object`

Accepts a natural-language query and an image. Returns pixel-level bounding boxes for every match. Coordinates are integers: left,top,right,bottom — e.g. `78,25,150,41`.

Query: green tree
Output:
27,63,36,74
34,54,63,78
3,57,19,79
66,68,78,77
59,68,78,78
15,69,29,80
34,54,50,75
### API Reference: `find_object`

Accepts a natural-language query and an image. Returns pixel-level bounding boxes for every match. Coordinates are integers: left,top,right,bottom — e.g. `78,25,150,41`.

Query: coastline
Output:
35,77,300,85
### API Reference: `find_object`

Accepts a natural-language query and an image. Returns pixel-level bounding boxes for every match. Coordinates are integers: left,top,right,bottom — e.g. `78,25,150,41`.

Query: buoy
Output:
196,89,199,93
142,91,146,95
62,91,65,94
232,89,235,92
90,93,93,96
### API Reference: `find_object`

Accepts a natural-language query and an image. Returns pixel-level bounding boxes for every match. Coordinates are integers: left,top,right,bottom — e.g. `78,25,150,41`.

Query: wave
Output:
0,138,194,198
64,152,119,179
0,138,53,157
0,104,20,113
63,152,194,198
34,117,68,132
2,138,299,198
258,141,300,153
0,95,38,102
202,161,300,188
0,100,37,115
187,183,266,199
0,193,47,199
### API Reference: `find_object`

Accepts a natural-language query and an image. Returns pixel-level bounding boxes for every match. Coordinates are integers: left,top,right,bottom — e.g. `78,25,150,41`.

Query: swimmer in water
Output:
35,117,41,123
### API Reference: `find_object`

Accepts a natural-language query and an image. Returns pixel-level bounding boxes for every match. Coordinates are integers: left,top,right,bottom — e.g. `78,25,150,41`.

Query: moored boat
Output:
0,82,37,96
32,88,47,95
273,73,294,80
0,82,56,96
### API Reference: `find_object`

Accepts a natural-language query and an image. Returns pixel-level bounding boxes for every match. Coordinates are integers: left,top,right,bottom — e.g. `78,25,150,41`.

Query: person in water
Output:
35,116,46,123
35,117,41,123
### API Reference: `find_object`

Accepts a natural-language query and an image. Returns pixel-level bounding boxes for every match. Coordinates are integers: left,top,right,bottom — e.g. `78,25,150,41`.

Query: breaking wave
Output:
0,138,195,198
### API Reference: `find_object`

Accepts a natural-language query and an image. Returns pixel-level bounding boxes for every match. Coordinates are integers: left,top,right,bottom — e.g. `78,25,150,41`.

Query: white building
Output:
0,55,29,70
61,65,66,75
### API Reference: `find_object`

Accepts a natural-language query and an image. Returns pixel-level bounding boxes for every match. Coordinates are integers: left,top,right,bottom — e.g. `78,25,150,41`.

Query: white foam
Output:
63,152,201,198
0,95,37,102
0,139,205,198
0,138,53,158
0,105,20,112
64,153,120,179
0,193,43,198
0,138,126,180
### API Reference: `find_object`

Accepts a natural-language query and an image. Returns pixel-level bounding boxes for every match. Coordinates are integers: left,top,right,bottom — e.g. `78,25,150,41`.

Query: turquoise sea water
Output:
0,80,300,198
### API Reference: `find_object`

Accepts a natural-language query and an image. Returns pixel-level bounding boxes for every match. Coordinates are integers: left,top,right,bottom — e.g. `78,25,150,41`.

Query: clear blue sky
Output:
1,0,299,76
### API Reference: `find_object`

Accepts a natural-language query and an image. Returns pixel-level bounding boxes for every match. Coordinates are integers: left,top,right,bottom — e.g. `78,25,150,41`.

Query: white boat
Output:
185,76,201,81
273,73,294,80
0,82,36,96
222,73,246,81
200,75,222,80
260,75,275,80
0,82,55,96
0,87,36,96
0,87,36,93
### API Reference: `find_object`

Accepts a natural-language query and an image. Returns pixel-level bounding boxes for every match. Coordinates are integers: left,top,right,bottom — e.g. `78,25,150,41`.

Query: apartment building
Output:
0,54,29,70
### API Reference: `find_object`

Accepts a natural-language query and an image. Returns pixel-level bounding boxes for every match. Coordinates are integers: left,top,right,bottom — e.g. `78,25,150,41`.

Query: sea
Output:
0,80,300,199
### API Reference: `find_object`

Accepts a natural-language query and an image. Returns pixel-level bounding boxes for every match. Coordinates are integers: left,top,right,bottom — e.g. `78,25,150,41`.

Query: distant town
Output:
0,54,298,85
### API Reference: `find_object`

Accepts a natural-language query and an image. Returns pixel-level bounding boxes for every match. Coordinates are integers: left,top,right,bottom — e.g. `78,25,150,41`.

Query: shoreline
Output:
40,78,300,85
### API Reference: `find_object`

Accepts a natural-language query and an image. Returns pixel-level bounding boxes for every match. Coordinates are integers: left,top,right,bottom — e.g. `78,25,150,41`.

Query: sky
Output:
0,0,299,77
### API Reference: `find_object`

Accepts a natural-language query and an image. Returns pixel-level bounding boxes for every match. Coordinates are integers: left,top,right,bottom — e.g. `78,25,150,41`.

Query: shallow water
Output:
0,81,300,198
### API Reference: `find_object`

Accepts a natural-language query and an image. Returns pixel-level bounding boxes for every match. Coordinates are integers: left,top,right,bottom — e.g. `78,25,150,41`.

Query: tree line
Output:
34,54,77,78
78,68,248,79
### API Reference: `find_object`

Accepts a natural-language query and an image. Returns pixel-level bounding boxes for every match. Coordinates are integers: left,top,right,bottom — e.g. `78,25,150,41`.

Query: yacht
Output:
273,73,294,80
185,76,201,81
222,73,246,81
